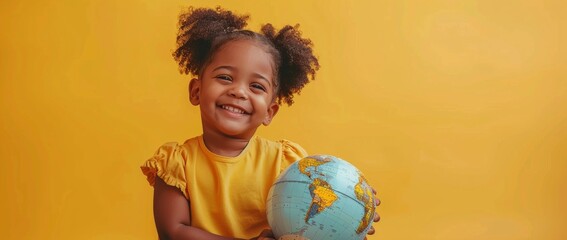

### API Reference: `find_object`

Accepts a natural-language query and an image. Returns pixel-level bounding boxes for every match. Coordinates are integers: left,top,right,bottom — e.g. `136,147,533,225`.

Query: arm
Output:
153,177,273,240
153,177,235,240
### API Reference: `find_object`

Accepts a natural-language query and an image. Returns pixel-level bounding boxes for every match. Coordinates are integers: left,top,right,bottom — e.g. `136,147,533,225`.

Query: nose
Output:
227,83,248,100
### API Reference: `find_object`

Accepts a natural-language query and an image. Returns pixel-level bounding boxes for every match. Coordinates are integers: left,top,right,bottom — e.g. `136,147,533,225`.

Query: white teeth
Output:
221,105,245,114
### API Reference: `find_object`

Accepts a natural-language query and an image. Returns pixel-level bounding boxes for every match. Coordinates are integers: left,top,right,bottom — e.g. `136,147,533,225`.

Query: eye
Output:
216,75,232,82
251,82,267,92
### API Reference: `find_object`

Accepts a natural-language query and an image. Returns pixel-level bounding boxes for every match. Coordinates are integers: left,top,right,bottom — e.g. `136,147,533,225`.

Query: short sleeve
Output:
140,142,188,198
278,139,308,173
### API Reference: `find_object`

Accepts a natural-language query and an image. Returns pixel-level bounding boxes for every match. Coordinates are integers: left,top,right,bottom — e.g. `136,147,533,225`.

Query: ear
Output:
262,102,280,126
188,78,200,105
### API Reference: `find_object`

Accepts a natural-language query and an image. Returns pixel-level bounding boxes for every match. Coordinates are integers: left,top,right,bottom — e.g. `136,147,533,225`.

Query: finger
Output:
374,212,380,222
367,226,375,235
375,198,381,207
371,187,376,195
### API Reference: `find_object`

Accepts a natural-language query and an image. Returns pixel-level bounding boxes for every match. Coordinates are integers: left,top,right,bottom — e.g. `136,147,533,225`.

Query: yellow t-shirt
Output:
140,135,307,239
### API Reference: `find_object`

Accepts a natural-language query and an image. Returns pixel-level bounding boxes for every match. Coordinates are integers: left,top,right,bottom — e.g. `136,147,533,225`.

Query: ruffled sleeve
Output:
140,142,188,199
278,139,308,173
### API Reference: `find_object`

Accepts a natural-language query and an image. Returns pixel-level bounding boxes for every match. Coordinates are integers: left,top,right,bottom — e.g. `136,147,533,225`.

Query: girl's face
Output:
189,39,279,140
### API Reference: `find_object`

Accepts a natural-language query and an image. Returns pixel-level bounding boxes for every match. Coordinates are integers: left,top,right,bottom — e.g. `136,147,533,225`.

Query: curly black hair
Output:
172,6,319,106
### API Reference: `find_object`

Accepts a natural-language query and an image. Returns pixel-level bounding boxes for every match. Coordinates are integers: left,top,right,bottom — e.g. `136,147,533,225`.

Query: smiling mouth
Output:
220,105,248,115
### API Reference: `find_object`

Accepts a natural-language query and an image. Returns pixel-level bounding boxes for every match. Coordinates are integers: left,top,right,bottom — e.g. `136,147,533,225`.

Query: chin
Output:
218,127,249,138
218,122,261,137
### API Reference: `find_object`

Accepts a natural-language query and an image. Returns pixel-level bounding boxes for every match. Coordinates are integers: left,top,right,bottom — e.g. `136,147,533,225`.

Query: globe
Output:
266,155,376,240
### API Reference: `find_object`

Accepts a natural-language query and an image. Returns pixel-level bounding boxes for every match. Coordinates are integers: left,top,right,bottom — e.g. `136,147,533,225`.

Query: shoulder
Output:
156,136,200,158
254,136,308,171
150,139,194,162
140,137,200,198
278,139,308,159
254,136,304,152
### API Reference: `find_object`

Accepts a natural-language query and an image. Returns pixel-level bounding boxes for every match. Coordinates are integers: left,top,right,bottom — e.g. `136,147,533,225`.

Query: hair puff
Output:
173,7,249,75
262,24,320,105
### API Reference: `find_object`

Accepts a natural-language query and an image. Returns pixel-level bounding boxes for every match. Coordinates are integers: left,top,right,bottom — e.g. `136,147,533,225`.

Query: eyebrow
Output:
212,65,272,87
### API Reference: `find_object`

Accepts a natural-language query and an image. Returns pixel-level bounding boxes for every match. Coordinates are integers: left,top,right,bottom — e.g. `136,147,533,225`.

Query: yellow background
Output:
1,0,566,239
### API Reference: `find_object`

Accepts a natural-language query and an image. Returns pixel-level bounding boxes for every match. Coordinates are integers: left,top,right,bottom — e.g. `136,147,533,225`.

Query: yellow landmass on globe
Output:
298,157,331,178
312,178,338,211
304,178,338,223
354,175,376,234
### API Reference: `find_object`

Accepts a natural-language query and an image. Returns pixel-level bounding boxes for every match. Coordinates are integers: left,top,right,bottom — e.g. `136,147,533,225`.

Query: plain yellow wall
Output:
1,0,566,239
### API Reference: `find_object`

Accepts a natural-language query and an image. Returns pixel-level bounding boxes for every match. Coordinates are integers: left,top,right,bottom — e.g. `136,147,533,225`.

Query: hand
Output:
250,229,275,240
364,187,381,240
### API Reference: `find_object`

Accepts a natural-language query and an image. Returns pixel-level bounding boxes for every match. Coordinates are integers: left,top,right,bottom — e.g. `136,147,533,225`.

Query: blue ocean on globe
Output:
266,155,376,240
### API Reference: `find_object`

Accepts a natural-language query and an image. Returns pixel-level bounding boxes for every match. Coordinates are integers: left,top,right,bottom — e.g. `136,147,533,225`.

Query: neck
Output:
201,130,253,157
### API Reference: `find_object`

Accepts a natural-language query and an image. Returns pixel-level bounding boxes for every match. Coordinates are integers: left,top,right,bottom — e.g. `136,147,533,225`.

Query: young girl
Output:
141,7,379,240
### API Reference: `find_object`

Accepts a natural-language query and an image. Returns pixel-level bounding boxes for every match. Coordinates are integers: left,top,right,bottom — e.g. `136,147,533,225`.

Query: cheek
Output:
253,96,272,111
201,86,222,101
